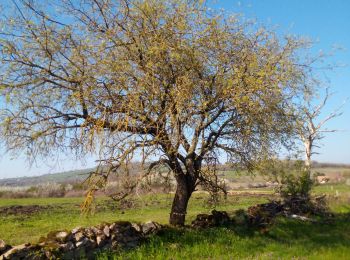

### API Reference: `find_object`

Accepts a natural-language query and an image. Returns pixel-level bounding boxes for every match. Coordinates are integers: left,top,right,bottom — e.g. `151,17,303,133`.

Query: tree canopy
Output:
0,0,315,225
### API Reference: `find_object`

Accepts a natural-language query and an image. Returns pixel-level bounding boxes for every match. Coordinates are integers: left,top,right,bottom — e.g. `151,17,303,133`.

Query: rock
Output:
44,250,54,259
55,231,70,243
191,210,231,228
0,240,11,255
212,210,231,225
84,228,96,240
96,235,107,246
131,223,142,233
59,241,75,252
191,214,215,228
141,221,161,235
110,221,132,234
103,225,110,237
91,227,102,236
0,220,156,259
109,223,116,231
71,227,82,234
73,231,85,242
76,237,90,248
1,243,30,259
111,241,119,250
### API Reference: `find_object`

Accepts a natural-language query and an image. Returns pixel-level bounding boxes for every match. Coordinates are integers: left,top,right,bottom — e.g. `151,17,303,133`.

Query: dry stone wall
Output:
0,221,162,260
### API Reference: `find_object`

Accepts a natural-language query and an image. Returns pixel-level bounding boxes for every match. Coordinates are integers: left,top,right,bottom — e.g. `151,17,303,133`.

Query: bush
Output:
280,170,313,200
258,159,329,216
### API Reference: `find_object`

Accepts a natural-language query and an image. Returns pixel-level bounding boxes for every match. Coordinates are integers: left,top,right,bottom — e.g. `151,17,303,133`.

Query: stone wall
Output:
0,221,162,260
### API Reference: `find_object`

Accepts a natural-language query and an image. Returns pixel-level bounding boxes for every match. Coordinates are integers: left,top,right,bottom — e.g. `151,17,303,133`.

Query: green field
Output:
0,184,349,259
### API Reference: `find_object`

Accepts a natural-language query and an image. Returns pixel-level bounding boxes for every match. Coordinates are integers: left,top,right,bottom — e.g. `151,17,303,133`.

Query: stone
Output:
0,240,11,255
1,244,30,259
73,231,85,242
84,228,96,240
141,221,161,235
191,214,215,228
131,223,142,233
55,231,70,242
212,210,231,225
59,241,75,252
103,225,110,237
0,221,156,259
76,237,90,248
91,227,102,236
191,210,231,228
71,227,82,234
96,235,107,246
109,223,116,231
44,250,54,259
111,241,120,250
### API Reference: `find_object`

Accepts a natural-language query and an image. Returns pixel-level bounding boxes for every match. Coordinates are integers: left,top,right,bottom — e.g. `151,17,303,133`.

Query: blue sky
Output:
0,0,349,178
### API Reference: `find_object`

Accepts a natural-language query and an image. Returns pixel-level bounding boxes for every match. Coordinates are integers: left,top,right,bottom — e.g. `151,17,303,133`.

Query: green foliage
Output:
280,169,313,200
257,159,313,198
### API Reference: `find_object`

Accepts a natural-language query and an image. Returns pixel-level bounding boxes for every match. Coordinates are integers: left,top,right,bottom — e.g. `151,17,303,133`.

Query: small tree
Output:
0,0,316,225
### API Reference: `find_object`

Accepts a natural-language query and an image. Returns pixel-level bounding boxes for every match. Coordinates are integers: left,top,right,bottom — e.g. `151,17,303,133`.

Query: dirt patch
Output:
0,205,56,216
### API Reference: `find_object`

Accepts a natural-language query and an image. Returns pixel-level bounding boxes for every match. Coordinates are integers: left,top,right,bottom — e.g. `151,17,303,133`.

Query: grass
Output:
99,214,350,259
0,183,349,259
0,193,268,245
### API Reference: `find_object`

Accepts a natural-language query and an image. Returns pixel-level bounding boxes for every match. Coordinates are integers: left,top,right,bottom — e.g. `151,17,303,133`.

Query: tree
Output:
296,87,344,169
0,0,313,225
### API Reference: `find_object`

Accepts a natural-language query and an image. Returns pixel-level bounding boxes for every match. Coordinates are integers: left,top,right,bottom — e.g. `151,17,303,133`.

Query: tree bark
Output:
304,138,312,169
169,174,194,226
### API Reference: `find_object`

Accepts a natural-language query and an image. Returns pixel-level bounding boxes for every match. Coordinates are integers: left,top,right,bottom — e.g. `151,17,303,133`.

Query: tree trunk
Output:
304,139,312,169
169,175,193,226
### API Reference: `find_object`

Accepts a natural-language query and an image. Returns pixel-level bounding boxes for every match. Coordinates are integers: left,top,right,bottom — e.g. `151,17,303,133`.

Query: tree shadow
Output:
148,212,350,255
264,212,350,248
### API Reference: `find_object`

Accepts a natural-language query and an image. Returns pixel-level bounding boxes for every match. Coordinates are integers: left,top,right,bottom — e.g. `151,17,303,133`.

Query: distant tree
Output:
296,87,344,169
0,0,317,225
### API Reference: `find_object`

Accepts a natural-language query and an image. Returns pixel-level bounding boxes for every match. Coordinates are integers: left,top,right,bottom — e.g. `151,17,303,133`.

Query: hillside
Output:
0,168,94,187
1,161,349,188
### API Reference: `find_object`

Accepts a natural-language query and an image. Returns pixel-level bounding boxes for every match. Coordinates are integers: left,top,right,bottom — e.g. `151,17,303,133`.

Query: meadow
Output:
0,183,349,259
